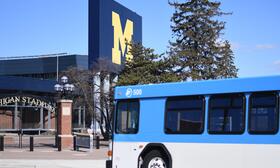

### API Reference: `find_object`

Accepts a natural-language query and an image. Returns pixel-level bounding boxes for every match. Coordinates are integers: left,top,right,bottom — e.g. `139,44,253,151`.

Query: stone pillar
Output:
14,102,18,129
47,110,51,129
40,107,43,129
78,106,81,127
57,100,73,150
83,106,86,129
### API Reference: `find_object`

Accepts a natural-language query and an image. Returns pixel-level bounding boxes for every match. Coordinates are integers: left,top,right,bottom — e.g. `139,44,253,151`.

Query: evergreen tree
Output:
117,43,180,86
216,40,238,78
169,0,238,80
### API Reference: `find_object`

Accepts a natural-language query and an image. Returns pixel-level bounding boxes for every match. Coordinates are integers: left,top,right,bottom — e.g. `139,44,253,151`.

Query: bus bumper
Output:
106,160,112,168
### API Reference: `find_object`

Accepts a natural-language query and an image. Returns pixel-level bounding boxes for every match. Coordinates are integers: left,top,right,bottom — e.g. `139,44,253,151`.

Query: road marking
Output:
40,150,54,153
9,150,24,153
72,153,88,156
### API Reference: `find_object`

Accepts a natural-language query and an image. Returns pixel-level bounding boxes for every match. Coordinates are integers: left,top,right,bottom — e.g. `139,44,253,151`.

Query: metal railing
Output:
0,134,56,150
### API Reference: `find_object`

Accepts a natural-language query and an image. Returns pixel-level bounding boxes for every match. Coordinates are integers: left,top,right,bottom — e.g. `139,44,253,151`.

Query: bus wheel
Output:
143,150,168,168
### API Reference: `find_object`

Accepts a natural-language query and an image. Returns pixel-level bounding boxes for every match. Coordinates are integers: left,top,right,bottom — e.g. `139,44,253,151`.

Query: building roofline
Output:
0,53,86,61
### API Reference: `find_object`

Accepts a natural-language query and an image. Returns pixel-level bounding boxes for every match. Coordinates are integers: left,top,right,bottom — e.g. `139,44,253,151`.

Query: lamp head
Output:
54,84,63,92
61,76,68,84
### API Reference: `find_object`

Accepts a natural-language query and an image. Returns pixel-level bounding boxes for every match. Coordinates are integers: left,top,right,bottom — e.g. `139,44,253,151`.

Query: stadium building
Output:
0,54,88,133
0,0,142,134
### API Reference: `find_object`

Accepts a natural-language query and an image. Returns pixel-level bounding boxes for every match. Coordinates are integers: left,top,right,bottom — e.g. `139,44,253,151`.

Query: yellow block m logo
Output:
112,11,134,65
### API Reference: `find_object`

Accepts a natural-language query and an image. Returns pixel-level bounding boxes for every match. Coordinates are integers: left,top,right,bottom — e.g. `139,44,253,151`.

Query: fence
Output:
0,134,56,150
0,133,109,151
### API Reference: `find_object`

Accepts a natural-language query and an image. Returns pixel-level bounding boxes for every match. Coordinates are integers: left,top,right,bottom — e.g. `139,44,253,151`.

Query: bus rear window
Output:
165,96,205,134
116,100,140,134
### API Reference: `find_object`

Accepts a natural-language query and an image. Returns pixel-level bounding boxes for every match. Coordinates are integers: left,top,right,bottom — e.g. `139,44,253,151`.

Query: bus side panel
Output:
113,142,280,168
113,98,165,168
112,142,148,168
164,142,280,168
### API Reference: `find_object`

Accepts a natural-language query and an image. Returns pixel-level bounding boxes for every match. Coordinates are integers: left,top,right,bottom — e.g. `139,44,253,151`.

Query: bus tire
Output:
142,150,168,168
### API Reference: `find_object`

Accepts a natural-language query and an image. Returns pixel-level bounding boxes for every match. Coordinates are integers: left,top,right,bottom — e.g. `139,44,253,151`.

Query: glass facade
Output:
0,54,88,79
0,54,89,134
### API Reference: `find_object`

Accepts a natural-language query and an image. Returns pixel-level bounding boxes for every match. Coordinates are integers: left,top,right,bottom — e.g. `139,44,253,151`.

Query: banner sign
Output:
89,0,142,72
0,96,55,112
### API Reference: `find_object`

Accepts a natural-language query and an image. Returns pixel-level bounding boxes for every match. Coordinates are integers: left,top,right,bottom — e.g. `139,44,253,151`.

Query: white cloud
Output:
255,44,277,50
273,60,280,71
274,60,280,65
230,42,241,50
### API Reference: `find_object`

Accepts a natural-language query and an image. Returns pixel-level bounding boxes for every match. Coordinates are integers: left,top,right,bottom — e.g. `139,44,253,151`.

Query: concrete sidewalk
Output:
0,160,106,168
0,148,108,160
0,147,108,168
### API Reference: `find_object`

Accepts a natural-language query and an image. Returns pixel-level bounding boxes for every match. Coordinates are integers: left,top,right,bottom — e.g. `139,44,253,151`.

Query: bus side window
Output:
249,92,279,134
116,100,140,134
208,94,245,134
165,96,204,134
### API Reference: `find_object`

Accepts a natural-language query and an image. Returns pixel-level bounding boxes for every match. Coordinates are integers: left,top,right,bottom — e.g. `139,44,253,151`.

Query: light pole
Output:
54,76,75,151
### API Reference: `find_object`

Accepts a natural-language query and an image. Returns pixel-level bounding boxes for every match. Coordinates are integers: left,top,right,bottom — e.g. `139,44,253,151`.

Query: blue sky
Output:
0,0,279,77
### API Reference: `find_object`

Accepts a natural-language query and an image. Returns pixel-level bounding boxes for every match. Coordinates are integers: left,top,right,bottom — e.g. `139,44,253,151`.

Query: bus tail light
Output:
107,140,113,160
106,140,113,168
108,150,113,157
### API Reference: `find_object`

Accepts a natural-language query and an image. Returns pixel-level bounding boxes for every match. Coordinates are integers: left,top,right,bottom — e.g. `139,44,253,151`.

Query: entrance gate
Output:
0,95,56,132
0,95,57,149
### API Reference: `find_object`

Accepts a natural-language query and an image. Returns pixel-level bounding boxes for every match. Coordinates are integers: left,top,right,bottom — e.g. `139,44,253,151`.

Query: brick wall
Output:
1,109,56,130
58,101,72,135
43,111,56,129
0,110,13,129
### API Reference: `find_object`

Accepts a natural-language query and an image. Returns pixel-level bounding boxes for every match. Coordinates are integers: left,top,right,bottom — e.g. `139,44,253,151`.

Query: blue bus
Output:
107,76,280,168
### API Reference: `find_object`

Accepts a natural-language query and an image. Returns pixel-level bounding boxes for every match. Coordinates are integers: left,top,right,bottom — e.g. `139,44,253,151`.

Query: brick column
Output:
57,100,73,150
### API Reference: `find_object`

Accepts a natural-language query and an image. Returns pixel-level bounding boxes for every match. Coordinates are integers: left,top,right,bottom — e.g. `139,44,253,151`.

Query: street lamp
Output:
54,76,75,99
54,76,75,151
